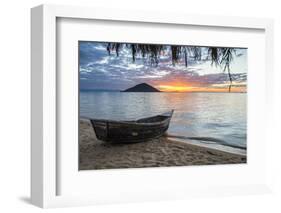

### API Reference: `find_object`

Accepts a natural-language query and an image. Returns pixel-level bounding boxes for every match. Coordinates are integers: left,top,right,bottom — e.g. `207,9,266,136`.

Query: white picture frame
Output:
31,4,274,208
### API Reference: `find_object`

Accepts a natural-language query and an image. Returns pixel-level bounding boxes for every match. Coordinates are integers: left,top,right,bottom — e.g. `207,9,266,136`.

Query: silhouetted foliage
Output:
106,43,237,92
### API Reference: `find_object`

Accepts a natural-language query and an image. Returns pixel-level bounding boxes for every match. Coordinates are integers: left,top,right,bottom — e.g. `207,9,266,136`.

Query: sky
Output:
79,42,247,92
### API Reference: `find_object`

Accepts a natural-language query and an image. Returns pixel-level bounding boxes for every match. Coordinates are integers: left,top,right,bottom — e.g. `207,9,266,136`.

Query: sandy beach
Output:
79,119,246,170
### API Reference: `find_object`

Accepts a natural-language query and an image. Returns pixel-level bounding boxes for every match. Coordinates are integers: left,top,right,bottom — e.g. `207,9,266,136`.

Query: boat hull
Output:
90,111,173,143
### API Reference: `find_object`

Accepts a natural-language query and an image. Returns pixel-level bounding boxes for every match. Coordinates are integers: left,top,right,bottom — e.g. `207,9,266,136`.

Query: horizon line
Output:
80,89,247,94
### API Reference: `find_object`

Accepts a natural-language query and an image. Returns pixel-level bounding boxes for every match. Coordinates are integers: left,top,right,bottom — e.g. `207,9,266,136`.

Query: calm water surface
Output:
80,91,247,155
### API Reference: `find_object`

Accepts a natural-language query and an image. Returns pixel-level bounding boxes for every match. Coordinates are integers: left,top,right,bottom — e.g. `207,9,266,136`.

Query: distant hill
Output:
123,83,161,92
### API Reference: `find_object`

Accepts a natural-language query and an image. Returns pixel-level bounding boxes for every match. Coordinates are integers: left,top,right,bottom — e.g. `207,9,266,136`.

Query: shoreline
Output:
79,119,246,170
167,137,247,156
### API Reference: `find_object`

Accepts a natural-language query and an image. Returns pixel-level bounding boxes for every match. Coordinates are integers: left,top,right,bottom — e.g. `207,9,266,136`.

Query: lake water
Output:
80,91,247,155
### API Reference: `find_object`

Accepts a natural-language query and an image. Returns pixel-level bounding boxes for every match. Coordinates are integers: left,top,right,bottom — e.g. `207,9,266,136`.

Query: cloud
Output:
79,42,247,91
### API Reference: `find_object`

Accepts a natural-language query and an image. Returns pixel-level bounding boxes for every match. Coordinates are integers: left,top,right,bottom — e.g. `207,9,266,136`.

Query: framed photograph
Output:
31,4,274,208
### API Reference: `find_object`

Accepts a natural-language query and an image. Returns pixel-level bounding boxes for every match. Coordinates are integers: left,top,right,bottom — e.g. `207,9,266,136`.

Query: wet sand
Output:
79,119,246,170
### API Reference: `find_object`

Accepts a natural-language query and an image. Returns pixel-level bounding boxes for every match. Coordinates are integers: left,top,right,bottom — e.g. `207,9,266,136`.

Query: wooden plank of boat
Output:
89,110,174,143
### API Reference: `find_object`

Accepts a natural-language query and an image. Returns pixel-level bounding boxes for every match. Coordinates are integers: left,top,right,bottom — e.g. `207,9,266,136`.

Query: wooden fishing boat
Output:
89,110,174,143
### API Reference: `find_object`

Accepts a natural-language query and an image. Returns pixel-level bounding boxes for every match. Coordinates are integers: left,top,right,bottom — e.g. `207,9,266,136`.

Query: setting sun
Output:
157,84,194,92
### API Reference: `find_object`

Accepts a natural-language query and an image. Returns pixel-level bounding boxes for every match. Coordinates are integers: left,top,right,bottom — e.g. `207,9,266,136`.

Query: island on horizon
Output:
122,83,161,92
